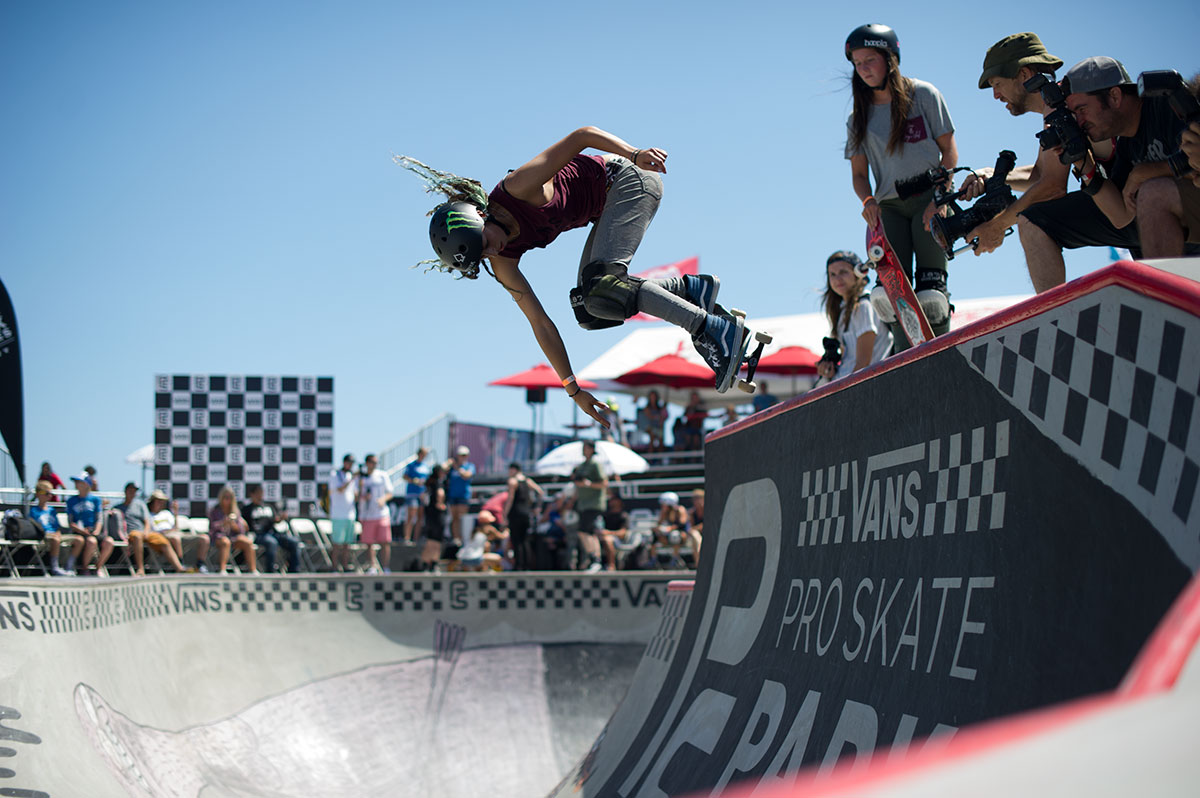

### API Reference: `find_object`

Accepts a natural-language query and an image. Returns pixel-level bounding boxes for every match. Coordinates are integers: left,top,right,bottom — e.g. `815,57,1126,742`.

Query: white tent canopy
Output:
577,295,1031,408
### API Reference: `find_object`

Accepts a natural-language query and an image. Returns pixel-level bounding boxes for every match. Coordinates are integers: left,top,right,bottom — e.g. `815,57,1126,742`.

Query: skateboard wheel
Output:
729,308,746,319
868,245,885,261
755,332,773,344
737,379,755,394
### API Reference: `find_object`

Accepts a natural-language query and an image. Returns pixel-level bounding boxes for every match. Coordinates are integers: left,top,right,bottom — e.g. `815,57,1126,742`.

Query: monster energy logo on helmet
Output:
428,201,485,279
445,209,482,232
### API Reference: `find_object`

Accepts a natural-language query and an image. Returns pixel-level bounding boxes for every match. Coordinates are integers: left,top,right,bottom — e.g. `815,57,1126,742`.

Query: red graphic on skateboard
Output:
865,218,934,348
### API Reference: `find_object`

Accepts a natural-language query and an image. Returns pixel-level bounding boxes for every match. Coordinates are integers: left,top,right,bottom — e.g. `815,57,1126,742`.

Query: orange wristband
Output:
862,196,876,207
561,375,576,387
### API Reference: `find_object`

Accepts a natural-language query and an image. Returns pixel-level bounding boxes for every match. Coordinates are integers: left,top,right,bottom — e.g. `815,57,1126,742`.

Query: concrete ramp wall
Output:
553,262,1200,797
0,573,675,797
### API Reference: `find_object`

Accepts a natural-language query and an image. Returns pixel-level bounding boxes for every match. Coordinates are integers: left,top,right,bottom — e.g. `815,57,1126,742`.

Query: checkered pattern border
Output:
31,583,172,634
923,420,1008,536
221,580,340,613
798,465,848,546
19,576,667,635
959,285,1200,568
370,580,445,612
477,578,622,610
796,421,1009,545
644,588,691,663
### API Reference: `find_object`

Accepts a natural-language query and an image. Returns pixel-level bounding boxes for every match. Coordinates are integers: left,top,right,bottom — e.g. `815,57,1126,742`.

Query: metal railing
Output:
378,413,454,480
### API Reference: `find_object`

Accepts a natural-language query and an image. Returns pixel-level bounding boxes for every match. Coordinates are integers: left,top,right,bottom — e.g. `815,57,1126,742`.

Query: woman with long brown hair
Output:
815,250,892,382
845,24,958,351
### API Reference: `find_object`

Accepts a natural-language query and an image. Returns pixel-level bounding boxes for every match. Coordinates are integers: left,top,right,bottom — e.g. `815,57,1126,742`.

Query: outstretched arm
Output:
489,255,610,427
503,127,667,202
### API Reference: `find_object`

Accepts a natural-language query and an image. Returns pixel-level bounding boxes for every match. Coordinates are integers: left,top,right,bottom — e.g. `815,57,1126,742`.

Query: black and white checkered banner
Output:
6,575,675,636
153,374,334,517
958,285,1199,567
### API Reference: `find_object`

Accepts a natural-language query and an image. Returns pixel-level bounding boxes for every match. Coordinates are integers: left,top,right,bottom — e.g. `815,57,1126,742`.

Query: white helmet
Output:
658,491,679,507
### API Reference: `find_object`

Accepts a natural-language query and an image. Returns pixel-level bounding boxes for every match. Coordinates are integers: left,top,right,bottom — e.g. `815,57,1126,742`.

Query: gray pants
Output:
577,157,703,334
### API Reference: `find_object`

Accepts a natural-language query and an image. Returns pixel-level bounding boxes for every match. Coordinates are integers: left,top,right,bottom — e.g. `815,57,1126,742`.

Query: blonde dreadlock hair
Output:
393,154,491,276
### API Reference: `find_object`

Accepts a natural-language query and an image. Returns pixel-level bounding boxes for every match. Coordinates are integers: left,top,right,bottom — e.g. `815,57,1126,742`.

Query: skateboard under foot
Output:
725,307,773,394
866,219,934,348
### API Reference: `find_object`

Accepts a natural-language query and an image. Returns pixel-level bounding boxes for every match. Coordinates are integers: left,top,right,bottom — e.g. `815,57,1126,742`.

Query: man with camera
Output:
970,33,1137,292
1063,58,1200,258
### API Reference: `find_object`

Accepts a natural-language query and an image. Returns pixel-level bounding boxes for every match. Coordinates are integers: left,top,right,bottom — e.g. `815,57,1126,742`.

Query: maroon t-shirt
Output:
487,154,609,258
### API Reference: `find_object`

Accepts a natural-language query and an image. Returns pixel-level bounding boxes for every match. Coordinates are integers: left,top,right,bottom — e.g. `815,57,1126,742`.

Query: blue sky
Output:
1,0,1194,489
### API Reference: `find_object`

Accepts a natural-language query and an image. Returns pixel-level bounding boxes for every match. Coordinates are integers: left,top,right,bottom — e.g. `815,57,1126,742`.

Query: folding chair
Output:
287,518,330,572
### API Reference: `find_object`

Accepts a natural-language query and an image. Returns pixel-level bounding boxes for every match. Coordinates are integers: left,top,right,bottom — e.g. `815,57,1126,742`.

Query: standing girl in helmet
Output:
398,127,751,425
815,250,892,382
845,23,958,351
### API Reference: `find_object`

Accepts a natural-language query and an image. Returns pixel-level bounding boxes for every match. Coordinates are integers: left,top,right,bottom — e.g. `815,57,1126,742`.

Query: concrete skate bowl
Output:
0,572,679,797
5,260,1200,797
542,261,1200,796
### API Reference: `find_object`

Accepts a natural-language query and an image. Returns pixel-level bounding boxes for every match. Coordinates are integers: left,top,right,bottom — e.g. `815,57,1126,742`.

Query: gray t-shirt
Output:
115,498,150,532
844,78,954,201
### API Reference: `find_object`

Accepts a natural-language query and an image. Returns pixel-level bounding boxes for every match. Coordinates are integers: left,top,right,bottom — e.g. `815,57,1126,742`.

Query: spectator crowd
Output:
11,28,1196,579
8,447,703,577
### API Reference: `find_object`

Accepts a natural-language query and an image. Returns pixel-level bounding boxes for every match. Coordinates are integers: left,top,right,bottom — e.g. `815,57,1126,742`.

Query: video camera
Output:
1024,73,1090,165
894,165,952,202
1138,69,1200,177
895,151,1019,259
930,151,1018,258
819,337,842,367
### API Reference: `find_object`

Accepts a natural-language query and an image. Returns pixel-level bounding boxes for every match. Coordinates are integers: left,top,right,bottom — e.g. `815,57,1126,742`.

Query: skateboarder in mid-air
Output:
398,126,758,426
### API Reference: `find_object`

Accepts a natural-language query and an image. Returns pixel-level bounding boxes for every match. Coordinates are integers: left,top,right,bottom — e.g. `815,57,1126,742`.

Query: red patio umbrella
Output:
753,345,820,375
750,344,821,396
489,364,598,457
488,363,597,390
614,354,714,389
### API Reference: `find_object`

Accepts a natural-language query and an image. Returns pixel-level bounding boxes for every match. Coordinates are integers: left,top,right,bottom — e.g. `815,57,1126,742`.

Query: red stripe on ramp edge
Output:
1119,569,1200,696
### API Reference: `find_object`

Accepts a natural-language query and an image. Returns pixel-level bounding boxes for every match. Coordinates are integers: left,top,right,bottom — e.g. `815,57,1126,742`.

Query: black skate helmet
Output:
826,250,868,277
826,250,863,268
428,201,485,279
845,24,900,64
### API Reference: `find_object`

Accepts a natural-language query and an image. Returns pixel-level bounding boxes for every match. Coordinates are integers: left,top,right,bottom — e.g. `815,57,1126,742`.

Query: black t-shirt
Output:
242,501,277,536
1111,95,1184,189
603,509,629,533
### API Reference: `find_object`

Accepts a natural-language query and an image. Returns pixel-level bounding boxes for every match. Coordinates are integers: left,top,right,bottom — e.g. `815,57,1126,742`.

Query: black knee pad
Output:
569,261,644,329
570,287,623,330
915,269,951,327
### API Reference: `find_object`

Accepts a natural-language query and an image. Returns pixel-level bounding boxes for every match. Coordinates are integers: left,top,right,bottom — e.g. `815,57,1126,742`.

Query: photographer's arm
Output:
850,155,880,226
969,148,1069,255
1073,149,1134,228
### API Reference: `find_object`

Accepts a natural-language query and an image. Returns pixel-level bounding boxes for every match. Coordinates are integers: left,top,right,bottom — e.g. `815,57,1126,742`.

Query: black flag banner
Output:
0,278,24,486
